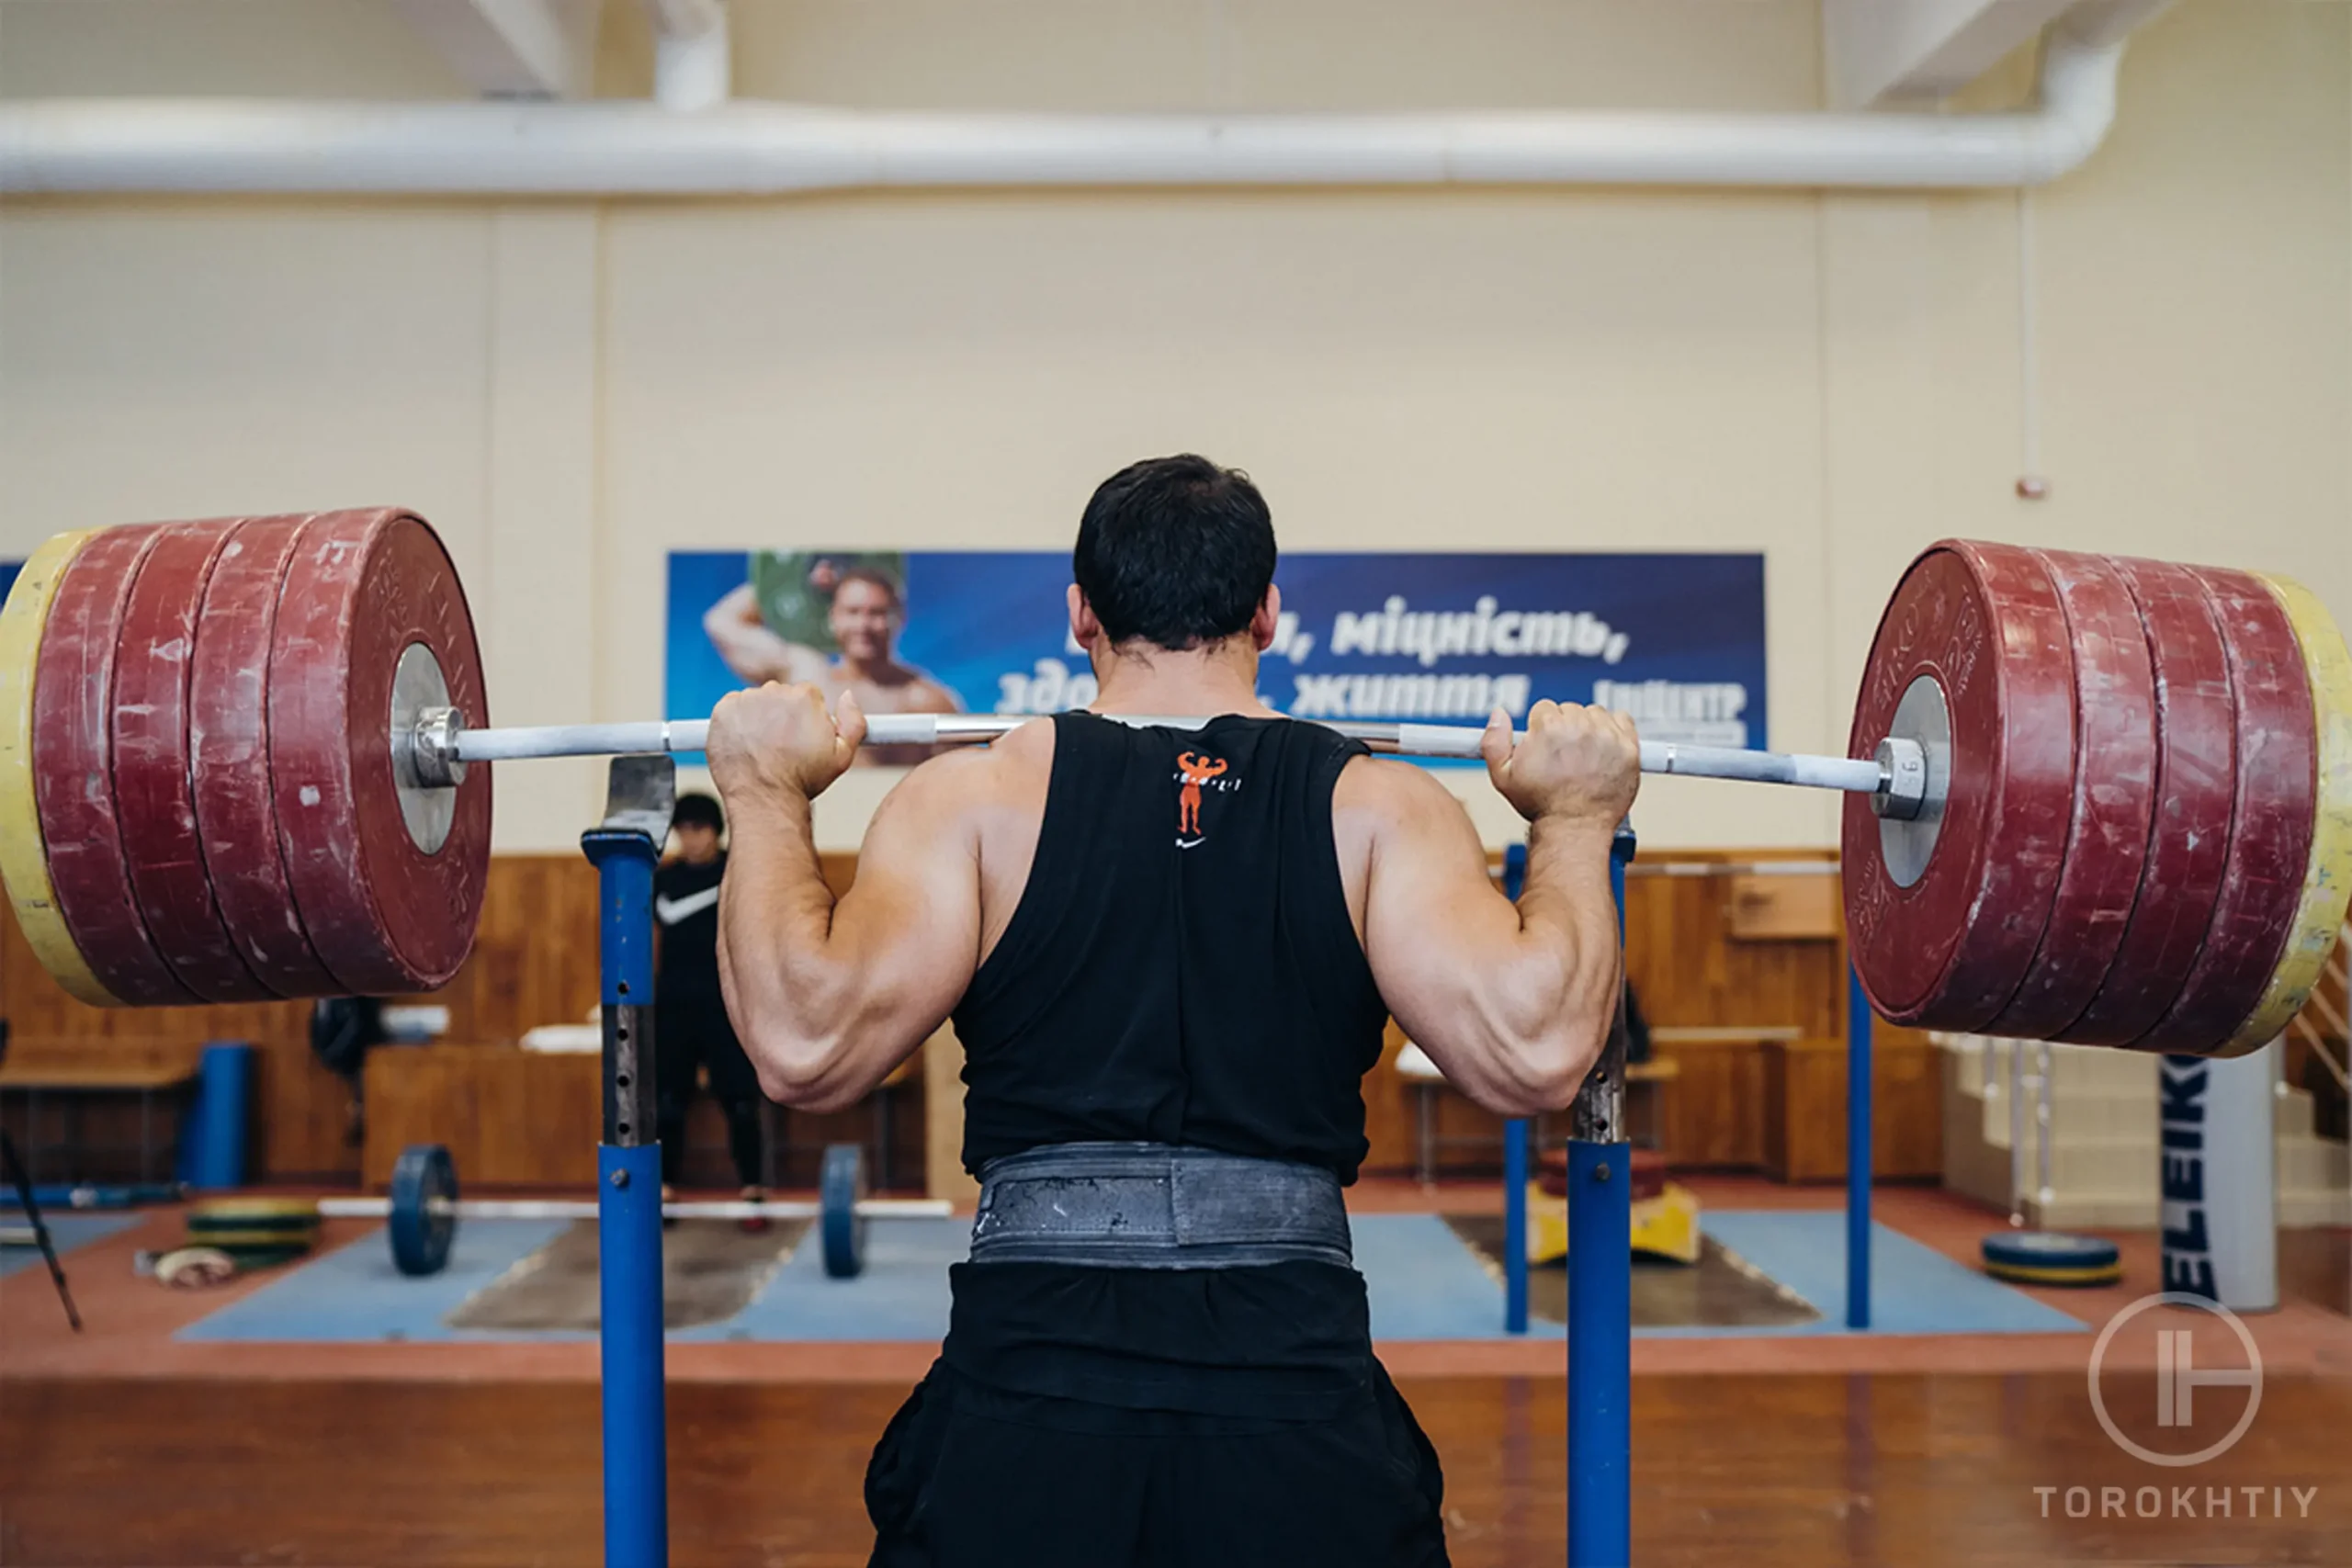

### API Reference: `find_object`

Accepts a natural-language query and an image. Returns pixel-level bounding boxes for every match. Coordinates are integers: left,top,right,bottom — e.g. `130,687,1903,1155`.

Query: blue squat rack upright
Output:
585,757,677,1568
1551,829,1877,1565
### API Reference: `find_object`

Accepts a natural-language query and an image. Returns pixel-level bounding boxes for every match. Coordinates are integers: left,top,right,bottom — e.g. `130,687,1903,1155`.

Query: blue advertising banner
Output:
668,549,1766,760
0,561,19,604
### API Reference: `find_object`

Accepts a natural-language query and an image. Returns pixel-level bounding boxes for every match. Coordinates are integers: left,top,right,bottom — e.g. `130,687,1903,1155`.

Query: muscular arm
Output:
703,583,829,686
1352,762,1623,1114
1341,701,1639,1115
716,749,984,1114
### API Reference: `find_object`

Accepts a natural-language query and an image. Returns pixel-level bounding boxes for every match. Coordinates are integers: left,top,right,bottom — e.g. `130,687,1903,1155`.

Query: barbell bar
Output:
416,714,1905,801
4,509,2349,1062
368,1142,907,1279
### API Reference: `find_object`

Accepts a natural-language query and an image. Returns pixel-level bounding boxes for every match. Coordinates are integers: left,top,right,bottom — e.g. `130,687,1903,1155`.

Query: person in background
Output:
703,562,961,765
655,792,774,1231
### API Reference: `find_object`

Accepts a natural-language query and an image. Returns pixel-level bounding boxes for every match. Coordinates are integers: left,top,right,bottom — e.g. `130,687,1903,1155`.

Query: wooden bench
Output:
0,1044,201,1184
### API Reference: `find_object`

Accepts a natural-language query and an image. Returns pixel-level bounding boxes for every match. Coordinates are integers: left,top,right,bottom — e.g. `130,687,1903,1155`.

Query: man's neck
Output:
1089,639,1278,720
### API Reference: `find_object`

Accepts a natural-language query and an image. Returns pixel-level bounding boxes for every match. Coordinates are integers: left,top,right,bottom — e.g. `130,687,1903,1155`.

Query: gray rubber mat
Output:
447,1217,811,1332
1443,1213,1819,1329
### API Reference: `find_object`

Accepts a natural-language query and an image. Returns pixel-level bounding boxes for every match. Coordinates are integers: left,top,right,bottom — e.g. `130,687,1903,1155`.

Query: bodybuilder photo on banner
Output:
701,550,964,766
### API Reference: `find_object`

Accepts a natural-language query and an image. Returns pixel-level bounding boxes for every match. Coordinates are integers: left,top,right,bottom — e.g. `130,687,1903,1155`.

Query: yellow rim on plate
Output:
1984,1260,2123,1287
187,1197,323,1224
2224,573,2352,1055
0,529,117,1006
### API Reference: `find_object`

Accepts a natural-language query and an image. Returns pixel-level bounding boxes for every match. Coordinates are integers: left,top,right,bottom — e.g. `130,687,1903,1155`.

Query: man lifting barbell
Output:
702,454,1642,1568
4,462,2351,1566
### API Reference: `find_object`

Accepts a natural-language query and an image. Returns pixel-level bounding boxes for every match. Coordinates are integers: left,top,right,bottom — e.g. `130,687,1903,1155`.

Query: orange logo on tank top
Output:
1174,751,1232,848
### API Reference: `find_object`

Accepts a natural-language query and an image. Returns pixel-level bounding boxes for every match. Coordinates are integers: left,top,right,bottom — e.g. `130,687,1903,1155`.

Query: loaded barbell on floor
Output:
2,510,2348,1057
339,1143,936,1279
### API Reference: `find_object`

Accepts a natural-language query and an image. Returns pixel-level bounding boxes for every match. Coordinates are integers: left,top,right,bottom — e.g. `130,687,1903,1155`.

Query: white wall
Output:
2,0,2346,852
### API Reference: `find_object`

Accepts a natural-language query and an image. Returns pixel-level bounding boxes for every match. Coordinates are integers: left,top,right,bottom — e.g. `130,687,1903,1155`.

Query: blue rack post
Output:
1846,964,1873,1331
1501,843,1531,1336
1566,824,1636,1568
582,756,677,1568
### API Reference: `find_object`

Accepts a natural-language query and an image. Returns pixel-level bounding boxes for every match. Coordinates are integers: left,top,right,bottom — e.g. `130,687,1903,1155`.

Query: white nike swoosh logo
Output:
655,887,720,925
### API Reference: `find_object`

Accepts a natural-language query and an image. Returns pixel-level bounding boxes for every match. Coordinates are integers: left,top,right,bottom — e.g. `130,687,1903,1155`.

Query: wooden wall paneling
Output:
1724,873,1840,942
1870,1022,1944,1180
362,1047,469,1187
1620,855,1845,1039
1648,1034,1772,1168
1761,1032,1943,1183
471,1050,601,1187
921,1021,978,1204
5,856,611,1181
1359,1022,1418,1176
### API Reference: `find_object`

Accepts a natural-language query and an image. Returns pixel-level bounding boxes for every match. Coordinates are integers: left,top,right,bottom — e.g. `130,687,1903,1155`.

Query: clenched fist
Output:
1479,700,1641,829
706,683,867,804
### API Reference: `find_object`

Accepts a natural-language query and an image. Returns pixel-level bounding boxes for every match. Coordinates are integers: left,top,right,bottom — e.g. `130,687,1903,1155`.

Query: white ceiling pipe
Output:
0,26,2123,197
640,0,729,115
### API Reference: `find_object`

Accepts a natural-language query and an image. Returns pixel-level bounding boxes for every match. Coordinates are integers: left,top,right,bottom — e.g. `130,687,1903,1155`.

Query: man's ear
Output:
1250,583,1283,652
1068,584,1103,651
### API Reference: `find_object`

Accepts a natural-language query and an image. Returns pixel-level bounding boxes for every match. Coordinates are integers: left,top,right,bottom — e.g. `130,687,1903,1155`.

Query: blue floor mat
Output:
1,1213,139,1278
1360,1213,1568,1340
1668,1211,2086,1337
673,1216,967,1344
178,1219,572,1342
174,1208,2086,1343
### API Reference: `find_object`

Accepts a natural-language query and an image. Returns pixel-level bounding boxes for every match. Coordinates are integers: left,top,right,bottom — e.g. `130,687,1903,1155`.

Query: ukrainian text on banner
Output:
667,550,1765,760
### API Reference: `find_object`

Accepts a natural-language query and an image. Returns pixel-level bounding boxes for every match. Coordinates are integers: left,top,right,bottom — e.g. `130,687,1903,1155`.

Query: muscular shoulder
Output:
1330,754,1480,905
1332,753,1470,837
879,717,1053,821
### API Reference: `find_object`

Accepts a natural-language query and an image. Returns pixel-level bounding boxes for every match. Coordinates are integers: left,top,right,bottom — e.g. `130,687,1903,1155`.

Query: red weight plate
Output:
2059,557,2239,1046
113,519,278,1002
1843,541,2075,1030
190,514,344,997
1984,549,2159,1037
28,525,198,1006
2136,567,2316,1053
268,509,489,994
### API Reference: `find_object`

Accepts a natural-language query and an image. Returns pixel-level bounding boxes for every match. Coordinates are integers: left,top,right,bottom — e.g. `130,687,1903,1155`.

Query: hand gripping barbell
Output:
2,509,2346,1057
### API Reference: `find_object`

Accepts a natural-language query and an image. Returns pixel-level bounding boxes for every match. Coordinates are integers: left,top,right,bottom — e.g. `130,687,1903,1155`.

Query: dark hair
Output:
672,793,724,834
1072,455,1276,650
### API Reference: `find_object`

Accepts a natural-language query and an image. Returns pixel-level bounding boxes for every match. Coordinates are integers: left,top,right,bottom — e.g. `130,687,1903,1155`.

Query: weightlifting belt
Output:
968,1141,1353,1269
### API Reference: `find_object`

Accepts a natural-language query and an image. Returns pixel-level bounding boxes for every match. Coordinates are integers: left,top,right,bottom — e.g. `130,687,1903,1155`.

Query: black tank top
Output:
942,714,1397,1419
953,712,1390,1181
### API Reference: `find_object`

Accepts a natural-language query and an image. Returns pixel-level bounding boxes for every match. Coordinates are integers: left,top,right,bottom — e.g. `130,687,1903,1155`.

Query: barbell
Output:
333,1143,940,1278
1,509,2346,1058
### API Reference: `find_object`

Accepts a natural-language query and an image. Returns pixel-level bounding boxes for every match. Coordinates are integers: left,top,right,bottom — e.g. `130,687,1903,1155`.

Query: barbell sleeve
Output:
437,711,1893,796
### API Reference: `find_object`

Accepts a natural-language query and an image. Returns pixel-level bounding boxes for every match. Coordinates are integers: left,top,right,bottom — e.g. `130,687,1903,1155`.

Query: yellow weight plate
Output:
0,529,116,1006
187,1196,322,1223
2224,574,2352,1055
1984,1259,2124,1287
182,1226,319,1251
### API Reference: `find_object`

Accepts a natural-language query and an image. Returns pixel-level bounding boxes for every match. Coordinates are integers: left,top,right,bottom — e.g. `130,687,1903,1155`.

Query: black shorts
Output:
865,1360,1449,1568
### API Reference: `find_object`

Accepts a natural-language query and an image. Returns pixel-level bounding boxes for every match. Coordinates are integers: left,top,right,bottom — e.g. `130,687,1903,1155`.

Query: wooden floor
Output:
4,1371,2346,1566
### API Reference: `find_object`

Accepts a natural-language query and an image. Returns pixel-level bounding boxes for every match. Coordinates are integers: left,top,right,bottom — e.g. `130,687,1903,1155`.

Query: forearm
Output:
1495,812,1625,1104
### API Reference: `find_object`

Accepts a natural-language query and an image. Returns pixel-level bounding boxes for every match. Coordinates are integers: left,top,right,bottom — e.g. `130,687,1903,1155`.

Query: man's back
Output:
953,712,1389,1178
702,452,1638,1568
